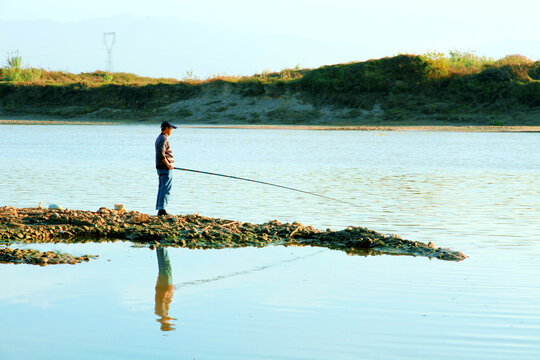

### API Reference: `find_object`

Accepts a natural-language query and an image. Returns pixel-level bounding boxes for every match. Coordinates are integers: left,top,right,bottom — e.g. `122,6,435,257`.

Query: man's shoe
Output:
157,209,168,216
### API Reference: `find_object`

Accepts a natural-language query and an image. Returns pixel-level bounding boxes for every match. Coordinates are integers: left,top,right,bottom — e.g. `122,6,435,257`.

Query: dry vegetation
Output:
1,51,539,125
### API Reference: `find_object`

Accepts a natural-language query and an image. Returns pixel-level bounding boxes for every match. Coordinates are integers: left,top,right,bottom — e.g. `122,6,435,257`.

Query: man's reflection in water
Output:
155,246,176,331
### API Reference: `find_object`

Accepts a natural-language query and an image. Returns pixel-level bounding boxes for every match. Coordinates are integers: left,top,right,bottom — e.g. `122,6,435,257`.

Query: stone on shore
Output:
0,206,467,264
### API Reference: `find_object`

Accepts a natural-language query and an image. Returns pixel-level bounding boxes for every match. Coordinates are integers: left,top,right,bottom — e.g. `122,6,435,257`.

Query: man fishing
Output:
155,121,177,216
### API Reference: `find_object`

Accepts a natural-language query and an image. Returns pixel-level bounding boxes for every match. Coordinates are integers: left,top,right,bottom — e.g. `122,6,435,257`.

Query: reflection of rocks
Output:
0,206,466,262
299,227,463,260
0,247,94,265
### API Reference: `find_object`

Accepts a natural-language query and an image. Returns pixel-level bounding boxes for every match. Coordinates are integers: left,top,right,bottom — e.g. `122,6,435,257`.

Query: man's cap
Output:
161,121,177,129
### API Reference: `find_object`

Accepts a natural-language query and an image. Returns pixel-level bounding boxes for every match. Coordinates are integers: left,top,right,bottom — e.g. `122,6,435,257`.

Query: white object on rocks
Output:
49,204,63,210
114,204,126,212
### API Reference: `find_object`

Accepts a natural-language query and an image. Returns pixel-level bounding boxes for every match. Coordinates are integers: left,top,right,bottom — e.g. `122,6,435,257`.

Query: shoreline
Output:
1,118,539,132
0,119,119,125
182,124,540,132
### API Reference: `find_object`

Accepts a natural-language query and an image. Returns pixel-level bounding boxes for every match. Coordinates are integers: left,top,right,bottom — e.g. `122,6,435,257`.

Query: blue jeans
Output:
156,169,173,210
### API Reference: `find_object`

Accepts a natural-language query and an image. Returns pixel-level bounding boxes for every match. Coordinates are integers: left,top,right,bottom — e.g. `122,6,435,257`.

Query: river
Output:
0,123,539,359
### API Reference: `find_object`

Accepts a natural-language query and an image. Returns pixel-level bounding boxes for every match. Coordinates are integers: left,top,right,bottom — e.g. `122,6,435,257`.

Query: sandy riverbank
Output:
0,119,118,125
183,124,540,132
1,118,539,132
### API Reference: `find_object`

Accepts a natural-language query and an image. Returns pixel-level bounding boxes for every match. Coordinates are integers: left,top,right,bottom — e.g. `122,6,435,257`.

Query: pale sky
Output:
1,0,539,78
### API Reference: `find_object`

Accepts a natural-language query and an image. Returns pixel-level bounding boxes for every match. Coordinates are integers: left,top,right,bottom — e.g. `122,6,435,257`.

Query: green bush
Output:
1,51,42,82
495,54,533,66
422,50,493,79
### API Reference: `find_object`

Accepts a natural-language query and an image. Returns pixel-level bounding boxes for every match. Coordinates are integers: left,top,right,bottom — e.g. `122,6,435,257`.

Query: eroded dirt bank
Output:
0,206,466,265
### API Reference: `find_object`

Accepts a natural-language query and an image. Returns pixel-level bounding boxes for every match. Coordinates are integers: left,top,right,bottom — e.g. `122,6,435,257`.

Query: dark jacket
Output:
155,133,174,169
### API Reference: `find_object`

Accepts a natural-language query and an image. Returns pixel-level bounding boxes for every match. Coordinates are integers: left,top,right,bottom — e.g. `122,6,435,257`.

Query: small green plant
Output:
3,50,23,81
6,50,22,69
2,50,42,82
103,73,114,82
183,69,200,82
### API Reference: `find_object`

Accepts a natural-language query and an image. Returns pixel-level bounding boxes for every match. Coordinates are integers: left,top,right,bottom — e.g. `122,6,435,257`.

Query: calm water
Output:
0,124,539,359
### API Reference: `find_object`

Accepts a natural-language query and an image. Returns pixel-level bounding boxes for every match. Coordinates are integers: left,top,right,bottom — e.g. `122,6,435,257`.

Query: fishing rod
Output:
174,167,361,208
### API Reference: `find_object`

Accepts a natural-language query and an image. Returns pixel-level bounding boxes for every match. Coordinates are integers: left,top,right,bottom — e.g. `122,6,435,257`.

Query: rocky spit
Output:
0,206,466,265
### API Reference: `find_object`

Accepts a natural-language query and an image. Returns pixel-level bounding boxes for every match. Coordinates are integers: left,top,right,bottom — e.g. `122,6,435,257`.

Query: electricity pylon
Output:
103,32,116,72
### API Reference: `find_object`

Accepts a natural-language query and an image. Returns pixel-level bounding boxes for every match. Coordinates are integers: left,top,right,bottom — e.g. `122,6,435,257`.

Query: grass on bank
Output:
0,67,306,87
420,51,534,78
0,49,305,87
1,50,535,86
1,51,539,124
